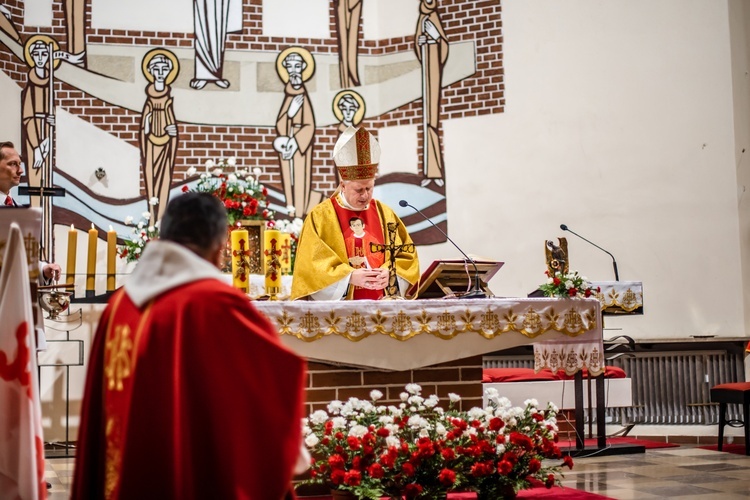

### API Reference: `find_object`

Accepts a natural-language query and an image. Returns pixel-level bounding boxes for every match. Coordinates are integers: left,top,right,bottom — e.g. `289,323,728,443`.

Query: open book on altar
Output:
406,260,504,299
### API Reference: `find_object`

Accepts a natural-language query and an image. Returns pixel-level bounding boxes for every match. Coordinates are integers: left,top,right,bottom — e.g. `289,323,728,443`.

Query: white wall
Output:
417,0,744,339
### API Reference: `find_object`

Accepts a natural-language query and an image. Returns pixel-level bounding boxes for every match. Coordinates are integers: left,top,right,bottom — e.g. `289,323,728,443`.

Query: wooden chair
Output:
710,382,750,455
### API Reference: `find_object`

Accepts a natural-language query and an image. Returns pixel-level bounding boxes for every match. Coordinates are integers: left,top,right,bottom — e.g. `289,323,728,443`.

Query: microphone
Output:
400,200,486,298
559,224,619,281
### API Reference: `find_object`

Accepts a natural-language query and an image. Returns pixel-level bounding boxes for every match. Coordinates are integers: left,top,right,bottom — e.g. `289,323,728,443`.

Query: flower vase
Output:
330,489,356,500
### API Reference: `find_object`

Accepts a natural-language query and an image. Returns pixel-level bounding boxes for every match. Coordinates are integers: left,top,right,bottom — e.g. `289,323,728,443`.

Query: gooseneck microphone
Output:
560,224,619,281
400,200,486,298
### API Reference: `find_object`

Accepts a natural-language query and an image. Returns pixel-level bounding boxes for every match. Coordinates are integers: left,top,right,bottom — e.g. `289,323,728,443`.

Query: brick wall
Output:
304,356,485,417
0,0,503,197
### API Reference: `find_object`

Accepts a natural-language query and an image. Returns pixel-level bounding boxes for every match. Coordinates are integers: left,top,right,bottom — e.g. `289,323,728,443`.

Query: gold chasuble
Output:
291,195,420,300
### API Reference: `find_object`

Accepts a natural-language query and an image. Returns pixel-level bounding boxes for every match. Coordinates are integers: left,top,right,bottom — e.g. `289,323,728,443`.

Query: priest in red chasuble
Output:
291,127,420,300
72,193,307,500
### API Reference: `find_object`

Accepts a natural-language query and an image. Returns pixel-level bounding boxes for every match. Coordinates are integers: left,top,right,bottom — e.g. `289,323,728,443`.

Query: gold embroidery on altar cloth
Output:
522,307,542,333
392,311,413,333
437,310,456,331
622,289,637,308
563,310,583,332
480,309,500,332
300,311,322,335
346,311,366,333
105,324,133,391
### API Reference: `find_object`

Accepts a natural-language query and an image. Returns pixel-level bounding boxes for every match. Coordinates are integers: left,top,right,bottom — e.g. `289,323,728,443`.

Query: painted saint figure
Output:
191,0,242,89
415,0,449,188
21,36,58,208
334,0,363,88
332,90,366,183
274,47,321,218
140,49,179,224
63,0,87,65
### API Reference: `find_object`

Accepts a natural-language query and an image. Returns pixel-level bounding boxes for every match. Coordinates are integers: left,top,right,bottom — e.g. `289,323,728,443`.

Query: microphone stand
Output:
560,225,619,281
401,200,486,299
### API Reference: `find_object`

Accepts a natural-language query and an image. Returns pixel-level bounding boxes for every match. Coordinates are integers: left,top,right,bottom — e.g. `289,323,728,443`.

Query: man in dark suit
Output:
0,140,61,282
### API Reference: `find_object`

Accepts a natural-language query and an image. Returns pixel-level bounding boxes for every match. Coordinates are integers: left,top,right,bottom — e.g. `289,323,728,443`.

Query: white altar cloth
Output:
254,297,603,373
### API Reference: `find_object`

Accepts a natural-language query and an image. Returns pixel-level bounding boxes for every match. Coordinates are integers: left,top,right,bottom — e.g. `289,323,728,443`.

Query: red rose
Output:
401,463,415,477
568,287,577,297
563,455,574,469
553,277,561,285
532,413,544,422
330,469,346,486
402,484,423,498
441,448,456,461
528,458,542,473
545,473,555,488
497,460,513,475
368,463,384,479
488,417,504,431
376,427,390,438
379,452,395,468
347,436,361,450
328,454,345,470
344,469,361,486
509,432,533,451
584,289,592,297
181,185,189,192
438,468,456,486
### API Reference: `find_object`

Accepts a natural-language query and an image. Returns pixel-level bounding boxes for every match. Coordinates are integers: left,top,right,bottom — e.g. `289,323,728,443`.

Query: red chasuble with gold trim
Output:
72,281,306,500
332,199,386,300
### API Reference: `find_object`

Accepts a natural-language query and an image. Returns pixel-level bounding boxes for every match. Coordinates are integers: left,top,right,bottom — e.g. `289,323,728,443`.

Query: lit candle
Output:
106,225,116,291
66,224,77,286
279,232,292,275
264,229,282,296
86,223,98,295
230,229,250,293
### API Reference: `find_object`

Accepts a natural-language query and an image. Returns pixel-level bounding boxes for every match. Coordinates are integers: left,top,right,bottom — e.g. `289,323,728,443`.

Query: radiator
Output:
483,350,746,425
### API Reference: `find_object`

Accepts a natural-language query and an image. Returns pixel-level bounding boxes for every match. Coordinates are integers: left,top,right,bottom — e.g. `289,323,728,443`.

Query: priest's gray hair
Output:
160,192,227,253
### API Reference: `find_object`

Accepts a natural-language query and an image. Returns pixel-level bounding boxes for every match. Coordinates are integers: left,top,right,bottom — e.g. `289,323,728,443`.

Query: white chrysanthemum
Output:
407,415,429,429
304,434,319,447
435,423,447,436
435,407,444,415
467,408,485,420
524,398,539,408
564,280,574,289
548,402,559,413
142,212,151,220
484,387,499,399
253,167,262,176
186,166,197,176
227,173,237,182
419,428,430,438
227,157,237,167
148,226,155,232
405,383,422,395
385,436,400,448
205,159,215,170
124,216,133,225
370,390,383,401
137,221,144,229
408,395,424,406
547,277,554,284
327,400,343,414
287,205,295,215
424,395,438,408
497,397,512,409
212,168,223,176
496,443,506,454
134,247,141,254
448,393,461,403
400,392,409,402
331,417,347,429
378,415,394,425
309,410,328,425
349,425,368,438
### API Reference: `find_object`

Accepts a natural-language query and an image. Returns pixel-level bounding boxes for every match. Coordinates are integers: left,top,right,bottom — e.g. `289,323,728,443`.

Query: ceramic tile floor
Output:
45,446,750,499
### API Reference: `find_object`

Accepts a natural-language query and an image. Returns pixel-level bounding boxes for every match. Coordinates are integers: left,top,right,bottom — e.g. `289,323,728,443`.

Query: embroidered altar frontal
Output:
254,298,604,374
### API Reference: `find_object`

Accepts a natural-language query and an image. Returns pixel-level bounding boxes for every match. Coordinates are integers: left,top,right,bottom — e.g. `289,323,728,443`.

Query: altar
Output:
255,297,604,373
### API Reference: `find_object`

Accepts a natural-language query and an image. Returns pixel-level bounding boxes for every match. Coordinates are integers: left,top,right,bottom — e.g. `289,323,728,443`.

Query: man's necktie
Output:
4,195,12,206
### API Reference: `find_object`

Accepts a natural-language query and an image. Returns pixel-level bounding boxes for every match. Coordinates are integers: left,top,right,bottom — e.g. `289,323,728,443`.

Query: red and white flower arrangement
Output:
300,384,572,499
539,270,600,299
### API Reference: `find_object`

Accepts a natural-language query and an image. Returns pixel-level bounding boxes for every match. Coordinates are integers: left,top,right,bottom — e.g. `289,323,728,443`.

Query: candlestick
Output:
86,223,98,296
279,232,292,275
263,229,282,299
66,224,77,286
107,225,116,291
230,229,250,293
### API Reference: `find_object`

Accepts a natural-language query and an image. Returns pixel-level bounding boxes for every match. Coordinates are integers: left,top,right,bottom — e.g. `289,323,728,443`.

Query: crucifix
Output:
231,235,252,291
263,234,282,299
280,235,292,274
369,221,415,299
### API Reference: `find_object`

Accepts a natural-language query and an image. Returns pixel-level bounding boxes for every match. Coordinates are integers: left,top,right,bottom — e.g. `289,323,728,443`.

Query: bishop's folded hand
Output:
350,267,388,290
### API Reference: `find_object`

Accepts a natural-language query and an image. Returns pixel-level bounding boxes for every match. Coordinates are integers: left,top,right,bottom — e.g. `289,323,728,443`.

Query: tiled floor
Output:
45,445,750,499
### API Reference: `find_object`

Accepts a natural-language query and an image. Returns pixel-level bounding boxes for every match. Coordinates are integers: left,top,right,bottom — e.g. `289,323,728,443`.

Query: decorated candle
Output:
106,226,117,291
263,229,282,295
230,229,250,292
86,224,98,293
65,224,77,286
279,232,292,275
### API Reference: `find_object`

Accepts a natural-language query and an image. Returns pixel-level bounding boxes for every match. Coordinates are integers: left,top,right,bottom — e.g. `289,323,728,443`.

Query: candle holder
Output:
266,285,281,301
